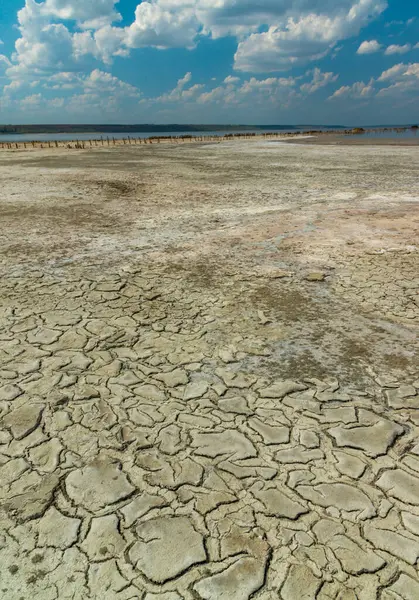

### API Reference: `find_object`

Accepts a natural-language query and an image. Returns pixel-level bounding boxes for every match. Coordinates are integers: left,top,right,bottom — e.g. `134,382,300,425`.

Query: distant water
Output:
0,127,337,143
2,126,415,143
347,128,419,139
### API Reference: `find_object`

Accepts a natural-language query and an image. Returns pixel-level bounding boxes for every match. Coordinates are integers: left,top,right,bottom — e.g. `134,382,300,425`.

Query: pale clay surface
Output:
0,139,418,599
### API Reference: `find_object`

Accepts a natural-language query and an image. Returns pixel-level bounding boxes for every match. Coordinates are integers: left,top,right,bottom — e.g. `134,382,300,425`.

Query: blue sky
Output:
0,0,418,124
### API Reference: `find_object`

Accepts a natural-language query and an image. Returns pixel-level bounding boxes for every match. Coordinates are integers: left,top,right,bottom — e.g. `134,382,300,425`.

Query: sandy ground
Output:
0,140,418,599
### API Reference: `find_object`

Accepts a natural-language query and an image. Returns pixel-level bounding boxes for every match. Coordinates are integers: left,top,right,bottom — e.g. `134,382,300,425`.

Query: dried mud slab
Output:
0,140,418,599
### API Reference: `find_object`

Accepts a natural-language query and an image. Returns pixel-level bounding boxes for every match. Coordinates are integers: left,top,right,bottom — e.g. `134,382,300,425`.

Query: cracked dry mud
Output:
0,140,418,599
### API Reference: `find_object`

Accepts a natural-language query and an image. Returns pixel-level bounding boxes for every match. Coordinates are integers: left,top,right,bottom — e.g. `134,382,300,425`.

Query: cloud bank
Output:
4,0,388,82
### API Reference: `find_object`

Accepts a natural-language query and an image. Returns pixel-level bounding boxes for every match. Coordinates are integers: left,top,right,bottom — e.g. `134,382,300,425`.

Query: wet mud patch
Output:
250,283,324,322
1,202,127,230
71,178,145,199
261,348,330,381
162,259,228,289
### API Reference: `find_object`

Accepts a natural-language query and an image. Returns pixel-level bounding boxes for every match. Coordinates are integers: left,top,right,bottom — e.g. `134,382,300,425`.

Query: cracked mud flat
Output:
0,139,418,600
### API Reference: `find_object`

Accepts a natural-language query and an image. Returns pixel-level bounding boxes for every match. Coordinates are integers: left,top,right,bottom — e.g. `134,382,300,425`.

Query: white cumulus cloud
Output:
377,63,410,81
2,0,389,82
154,72,204,102
20,92,43,107
327,61,419,102
124,3,199,49
41,0,120,28
357,39,381,54
7,1,90,79
84,69,141,96
384,43,412,55
376,62,419,96
0,54,11,70
234,0,387,71
329,80,374,99
224,75,240,84
146,68,335,110
300,67,338,93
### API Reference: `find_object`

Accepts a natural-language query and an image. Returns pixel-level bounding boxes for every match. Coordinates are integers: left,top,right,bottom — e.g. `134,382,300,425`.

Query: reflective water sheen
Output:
348,128,419,139
0,127,337,143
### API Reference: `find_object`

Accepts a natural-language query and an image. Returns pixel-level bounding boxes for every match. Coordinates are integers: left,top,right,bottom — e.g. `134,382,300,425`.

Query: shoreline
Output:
0,131,293,151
